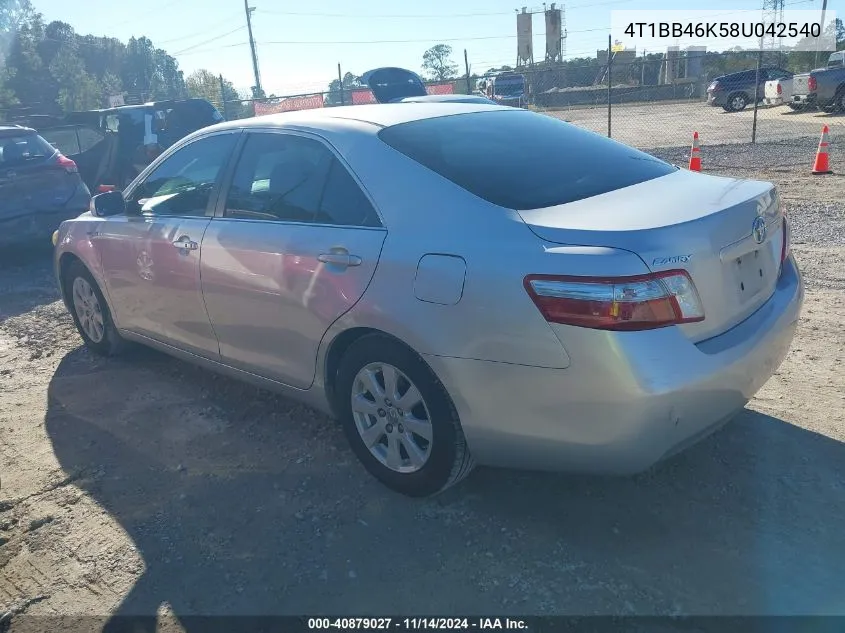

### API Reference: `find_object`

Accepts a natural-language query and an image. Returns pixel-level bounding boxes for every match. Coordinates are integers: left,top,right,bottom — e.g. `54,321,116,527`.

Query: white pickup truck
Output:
763,76,795,108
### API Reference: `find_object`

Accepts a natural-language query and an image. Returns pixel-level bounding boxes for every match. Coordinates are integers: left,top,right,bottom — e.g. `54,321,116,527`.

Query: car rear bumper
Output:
707,92,726,106
791,93,816,106
764,96,784,106
425,256,804,475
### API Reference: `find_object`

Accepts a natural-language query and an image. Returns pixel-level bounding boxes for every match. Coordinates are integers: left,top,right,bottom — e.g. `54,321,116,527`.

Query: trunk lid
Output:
517,169,785,342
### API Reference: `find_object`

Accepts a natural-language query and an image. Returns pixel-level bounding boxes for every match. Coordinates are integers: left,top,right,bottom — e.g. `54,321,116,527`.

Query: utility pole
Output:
641,49,646,86
244,0,263,97
814,0,828,69
219,73,227,119
338,63,345,105
464,49,471,94
607,34,612,138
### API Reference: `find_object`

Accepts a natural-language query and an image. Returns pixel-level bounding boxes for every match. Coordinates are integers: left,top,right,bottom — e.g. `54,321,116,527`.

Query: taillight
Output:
808,76,817,92
777,83,782,94
55,154,78,174
524,270,705,332
97,184,116,193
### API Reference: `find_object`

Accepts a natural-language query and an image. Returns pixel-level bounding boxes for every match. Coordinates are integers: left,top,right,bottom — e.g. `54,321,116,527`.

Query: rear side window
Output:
224,132,333,223
315,159,380,227
0,133,54,166
40,128,80,155
378,110,676,210
78,126,105,152
224,132,380,227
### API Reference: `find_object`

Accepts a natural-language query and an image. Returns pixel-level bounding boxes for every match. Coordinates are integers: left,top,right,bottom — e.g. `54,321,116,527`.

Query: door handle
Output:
318,252,362,267
172,236,198,251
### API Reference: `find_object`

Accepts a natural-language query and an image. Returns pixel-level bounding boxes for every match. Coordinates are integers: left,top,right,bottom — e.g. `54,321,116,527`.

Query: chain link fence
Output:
215,49,841,172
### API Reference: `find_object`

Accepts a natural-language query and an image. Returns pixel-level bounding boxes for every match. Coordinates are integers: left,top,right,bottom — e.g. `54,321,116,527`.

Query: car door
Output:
95,130,240,358
200,129,387,389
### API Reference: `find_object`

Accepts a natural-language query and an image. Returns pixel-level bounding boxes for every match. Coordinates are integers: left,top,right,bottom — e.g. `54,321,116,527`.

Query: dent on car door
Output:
200,130,387,389
96,131,240,356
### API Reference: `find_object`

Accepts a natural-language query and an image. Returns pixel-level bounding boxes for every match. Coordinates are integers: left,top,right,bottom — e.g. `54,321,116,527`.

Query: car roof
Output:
215,102,507,132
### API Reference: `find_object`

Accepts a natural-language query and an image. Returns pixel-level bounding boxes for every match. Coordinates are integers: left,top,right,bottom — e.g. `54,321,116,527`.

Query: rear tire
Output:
835,89,845,113
64,260,127,357
335,334,475,497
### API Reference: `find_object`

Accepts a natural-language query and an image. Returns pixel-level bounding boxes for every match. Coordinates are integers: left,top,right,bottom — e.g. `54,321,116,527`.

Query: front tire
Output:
724,92,748,112
64,260,126,356
335,334,475,497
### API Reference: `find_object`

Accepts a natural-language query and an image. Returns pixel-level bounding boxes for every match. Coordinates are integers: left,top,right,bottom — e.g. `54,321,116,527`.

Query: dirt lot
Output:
1,162,844,630
543,101,844,149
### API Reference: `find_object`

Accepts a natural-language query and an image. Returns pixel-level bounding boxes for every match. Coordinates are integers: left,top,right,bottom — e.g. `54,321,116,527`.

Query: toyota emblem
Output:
752,216,767,244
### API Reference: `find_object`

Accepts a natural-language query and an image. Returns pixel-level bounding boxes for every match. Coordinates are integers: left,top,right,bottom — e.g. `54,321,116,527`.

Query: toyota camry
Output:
52,101,803,497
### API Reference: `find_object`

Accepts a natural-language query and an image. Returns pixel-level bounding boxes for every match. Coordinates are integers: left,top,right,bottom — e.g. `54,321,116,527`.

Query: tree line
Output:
0,0,251,119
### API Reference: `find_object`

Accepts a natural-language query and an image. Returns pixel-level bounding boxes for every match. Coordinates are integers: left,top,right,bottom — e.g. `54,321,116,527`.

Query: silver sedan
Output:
52,103,804,497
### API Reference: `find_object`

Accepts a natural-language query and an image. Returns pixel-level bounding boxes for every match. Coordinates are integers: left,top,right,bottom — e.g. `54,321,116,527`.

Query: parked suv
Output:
32,98,224,194
0,125,91,249
707,67,793,112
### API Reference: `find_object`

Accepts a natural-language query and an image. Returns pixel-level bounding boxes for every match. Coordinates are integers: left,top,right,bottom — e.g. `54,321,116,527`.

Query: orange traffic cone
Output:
689,132,701,172
812,125,833,175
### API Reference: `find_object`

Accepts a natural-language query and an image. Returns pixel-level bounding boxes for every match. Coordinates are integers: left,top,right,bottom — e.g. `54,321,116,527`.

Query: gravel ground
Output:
0,153,843,631
543,101,845,151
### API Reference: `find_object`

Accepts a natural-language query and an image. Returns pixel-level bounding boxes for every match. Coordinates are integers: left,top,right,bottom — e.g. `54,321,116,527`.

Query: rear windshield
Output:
0,132,55,165
378,110,676,210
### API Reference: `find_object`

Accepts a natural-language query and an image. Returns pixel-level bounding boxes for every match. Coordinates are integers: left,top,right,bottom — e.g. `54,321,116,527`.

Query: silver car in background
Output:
53,103,803,497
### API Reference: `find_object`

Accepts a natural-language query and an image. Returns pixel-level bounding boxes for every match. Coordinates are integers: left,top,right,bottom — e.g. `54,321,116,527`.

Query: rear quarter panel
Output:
316,132,652,373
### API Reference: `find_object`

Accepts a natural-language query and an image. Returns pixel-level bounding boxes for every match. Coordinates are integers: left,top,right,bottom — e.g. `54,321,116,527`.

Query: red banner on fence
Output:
254,94,325,116
350,83,455,105
426,83,455,95
350,89,377,105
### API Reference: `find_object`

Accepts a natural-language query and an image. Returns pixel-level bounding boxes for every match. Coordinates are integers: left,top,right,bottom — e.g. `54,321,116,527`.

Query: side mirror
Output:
91,190,126,217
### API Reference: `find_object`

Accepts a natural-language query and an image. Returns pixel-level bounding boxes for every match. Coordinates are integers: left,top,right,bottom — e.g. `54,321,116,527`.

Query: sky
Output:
29,0,837,97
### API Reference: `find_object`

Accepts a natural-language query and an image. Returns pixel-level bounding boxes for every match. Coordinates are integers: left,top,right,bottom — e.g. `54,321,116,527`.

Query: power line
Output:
254,0,645,19
155,14,244,45
171,26,247,55
107,0,184,28
237,0,817,48
256,29,608,46
253,0,812,20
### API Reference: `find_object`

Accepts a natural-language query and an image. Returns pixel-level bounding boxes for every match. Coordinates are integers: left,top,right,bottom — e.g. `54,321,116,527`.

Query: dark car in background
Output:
707,67,793,112
359,67,500,105
0,125,91,249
